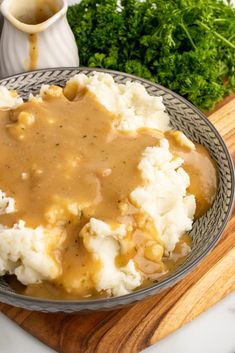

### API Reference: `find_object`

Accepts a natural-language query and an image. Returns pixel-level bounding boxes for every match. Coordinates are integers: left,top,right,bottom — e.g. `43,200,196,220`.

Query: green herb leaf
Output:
67,0,235,111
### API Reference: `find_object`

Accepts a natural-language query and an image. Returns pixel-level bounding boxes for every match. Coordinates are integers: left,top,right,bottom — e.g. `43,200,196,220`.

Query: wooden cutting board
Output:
0,95,235,353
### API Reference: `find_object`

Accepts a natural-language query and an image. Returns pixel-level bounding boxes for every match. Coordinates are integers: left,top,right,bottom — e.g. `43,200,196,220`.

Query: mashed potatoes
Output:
130,139,196,252
0,86,23,110
64,73,170,132
0,72,214,299
81,219,141,296
0,221,62,285
0,191,15,215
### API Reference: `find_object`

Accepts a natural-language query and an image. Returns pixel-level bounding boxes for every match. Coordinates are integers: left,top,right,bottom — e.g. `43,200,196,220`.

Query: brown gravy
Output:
0,87,217,299
15,0,59,25
28,33,38,71
0,89,160,228
166,131,217,219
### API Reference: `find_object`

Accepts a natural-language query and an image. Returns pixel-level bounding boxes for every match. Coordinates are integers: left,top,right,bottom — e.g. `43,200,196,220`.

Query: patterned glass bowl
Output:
0,68,234,313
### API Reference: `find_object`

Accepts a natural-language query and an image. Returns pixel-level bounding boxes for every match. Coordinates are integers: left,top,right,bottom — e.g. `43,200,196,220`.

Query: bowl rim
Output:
0,67,234,310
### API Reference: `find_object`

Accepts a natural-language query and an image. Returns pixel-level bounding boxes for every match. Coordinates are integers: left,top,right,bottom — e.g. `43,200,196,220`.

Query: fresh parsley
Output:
68,0,235,111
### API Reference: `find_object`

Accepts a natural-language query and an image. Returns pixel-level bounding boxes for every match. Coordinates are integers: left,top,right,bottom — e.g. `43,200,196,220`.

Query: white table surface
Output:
0,0,235,352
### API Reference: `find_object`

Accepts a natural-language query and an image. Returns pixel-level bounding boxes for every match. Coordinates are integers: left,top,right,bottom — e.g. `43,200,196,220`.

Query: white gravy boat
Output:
0,0,79,77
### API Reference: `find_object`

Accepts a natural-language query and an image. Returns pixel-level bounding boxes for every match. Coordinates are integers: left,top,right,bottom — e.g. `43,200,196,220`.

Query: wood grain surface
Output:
0,96,235,353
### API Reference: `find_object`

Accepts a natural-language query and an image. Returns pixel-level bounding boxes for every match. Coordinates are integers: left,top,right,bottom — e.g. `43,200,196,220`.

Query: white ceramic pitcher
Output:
0,0,79,77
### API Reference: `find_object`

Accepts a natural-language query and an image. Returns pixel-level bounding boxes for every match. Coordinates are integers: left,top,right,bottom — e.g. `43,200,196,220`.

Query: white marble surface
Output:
0,0,235,352
0,292,234,353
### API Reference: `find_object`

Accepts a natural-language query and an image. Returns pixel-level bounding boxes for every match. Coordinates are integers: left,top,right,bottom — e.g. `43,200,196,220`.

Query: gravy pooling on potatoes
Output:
0,87,161,226
0,86,217,299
